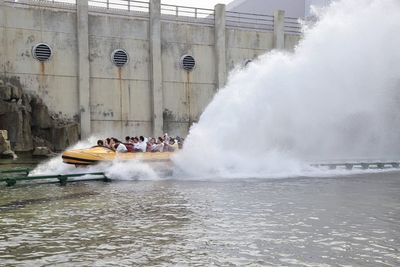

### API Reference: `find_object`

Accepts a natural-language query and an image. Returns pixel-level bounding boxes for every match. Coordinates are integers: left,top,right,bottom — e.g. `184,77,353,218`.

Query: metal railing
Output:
226,11,274,32
5,0,77,10
284,16,302,35
160,3,214,26
9,0,77,3
4,0,303,34
88,0,149,13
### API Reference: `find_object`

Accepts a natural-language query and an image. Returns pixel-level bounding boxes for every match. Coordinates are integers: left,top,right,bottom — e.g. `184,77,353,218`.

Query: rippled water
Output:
0,172,399,266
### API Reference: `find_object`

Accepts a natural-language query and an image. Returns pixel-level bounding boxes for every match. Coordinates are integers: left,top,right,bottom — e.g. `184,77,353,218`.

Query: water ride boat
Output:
62,146,174,166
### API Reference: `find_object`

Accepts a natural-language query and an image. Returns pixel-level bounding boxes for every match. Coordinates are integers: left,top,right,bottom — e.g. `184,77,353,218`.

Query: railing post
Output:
175,6,178,17
214,4,226,90
77,0,91,139
273,10,285,49
149,0,163,137
195,8,197,18
128,0,131,11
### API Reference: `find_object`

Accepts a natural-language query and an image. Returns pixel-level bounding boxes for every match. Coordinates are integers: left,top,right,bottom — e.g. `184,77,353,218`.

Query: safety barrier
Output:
284,16,302,34
4,0,77,11
4,0,302,34
88,0,149,13
226,11,274,32
311,161,400,170
0,168,110,186
160,3,214,26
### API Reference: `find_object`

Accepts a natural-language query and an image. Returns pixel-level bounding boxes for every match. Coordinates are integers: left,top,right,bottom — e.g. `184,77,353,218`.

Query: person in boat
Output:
125,142,134,152
122,136,134,152
136,136,147,152
171,138,179,151
148,138,158,152
176,136,184,149
109,137,116,150
130,137,141,152
115,141,128,153
163,133,169,143
111,138,128,153
105,138,111,148
153,137,164,152
163,138,178,152
97,139,104,147
146,139,153,152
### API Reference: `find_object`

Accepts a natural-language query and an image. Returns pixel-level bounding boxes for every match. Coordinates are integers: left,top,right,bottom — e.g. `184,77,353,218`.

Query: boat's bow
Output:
62,146,116,165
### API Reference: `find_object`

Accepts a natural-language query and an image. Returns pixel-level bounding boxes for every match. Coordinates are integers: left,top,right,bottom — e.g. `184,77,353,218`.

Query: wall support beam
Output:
77,0,91,139
0,0,6,74
149,0,163,137
0,0,3,17
214,4,226,90
273,10,285,50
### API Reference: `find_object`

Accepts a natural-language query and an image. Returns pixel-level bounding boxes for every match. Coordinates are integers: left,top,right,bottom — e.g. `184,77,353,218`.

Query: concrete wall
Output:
161,22,216,135
1,4,79,120
88,13,151,137
0,0,302,139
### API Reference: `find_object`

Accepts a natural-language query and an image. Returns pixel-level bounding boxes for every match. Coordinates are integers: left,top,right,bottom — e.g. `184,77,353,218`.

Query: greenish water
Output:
0,154,42,169
0,165,399,266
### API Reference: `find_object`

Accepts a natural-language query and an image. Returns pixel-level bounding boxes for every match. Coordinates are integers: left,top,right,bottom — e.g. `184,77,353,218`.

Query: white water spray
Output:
174,0,400,177
31,136,160,180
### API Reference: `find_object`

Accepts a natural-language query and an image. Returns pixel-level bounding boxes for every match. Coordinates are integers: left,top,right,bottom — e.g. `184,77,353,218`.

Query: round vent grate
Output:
111,49,129,67
32,43,52,62
180,55,196,71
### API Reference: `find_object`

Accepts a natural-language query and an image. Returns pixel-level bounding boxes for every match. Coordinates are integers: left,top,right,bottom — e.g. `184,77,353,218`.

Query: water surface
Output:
0,172,399,266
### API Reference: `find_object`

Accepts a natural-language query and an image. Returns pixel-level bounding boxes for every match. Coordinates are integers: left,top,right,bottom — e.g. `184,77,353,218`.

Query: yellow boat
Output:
62,146,174,166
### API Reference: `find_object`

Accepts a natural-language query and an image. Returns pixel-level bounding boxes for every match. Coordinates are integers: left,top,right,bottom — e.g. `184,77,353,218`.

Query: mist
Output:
174,0,400,176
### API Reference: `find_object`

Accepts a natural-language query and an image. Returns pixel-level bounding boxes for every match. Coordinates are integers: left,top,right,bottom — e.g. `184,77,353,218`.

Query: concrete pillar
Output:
273,10,285,50
149,0,163,137
77,0,91,139
0,0,6,74
214,4,226,89
0,0,4,28
0,0,5,29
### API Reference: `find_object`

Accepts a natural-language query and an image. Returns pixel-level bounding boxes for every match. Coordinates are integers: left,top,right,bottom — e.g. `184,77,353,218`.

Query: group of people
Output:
96,133,182,153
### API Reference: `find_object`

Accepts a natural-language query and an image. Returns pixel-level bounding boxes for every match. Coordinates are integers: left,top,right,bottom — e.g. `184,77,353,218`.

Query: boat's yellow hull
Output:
62,146,174,166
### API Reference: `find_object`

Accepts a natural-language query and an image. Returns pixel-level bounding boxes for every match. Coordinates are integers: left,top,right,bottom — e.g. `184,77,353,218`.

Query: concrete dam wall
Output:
0,0,301,141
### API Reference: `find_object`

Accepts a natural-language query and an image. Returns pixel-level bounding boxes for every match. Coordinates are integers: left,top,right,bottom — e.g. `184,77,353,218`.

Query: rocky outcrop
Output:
0,79,33,151
32,146,55,157
0,77,80,153
0,130,17,159
51,123,80,151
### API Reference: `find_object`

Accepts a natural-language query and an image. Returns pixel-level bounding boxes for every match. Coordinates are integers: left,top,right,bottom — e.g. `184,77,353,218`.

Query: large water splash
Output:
31,136,160,180
174,0,400,177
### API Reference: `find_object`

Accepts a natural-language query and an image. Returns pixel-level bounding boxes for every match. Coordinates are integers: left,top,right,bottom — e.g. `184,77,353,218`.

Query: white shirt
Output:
151,143,161,152
135,141,147,152
116,143,128,153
